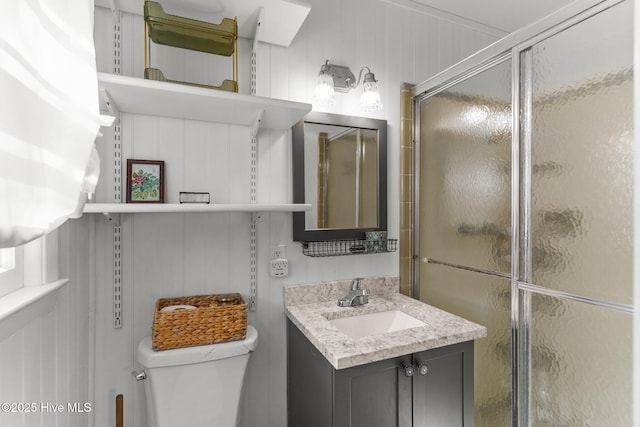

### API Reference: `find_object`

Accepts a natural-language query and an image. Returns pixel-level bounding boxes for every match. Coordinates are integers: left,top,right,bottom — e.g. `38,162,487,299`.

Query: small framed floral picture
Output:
126,159,164,203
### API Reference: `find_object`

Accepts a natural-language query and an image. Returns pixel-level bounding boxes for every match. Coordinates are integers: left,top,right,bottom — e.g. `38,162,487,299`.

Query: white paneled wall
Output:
90,1,501,426
0,218,93,427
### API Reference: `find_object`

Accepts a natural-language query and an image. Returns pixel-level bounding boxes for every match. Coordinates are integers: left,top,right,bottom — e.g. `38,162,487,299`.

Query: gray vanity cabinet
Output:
287,319,475,427
410,342,475,426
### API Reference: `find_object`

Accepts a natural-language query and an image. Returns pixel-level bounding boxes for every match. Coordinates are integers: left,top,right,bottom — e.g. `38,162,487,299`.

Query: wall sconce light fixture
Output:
313,60,383,111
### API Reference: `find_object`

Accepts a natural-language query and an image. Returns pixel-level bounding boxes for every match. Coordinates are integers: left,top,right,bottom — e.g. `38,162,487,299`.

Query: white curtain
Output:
0,0,101,248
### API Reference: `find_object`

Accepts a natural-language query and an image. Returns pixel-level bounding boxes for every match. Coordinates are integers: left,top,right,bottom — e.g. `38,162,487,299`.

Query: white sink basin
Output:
328,310,427,338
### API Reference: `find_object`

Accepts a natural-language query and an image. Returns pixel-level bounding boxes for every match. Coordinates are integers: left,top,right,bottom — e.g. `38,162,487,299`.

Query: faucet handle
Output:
350,277,364,290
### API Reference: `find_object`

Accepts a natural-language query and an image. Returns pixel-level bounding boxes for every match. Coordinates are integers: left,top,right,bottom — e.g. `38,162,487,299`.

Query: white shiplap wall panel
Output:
268,46,294,101
93,129,114,204
159,123,187,196
236,38,253,95
461,25,483,60
131,214,186,427
93,7,113,74
342,0,360,59
0,219,93,427
288,31,310,104
185,123,228,200
256,131,272,204
122,13,140,77
89,223,108,427
132,215,186,310
228,215,252,297
413,13,431,85
266,130,292,204
228,126,252,203
0,332,24,426
183,121,216,193
239,213,270,427
264,219,290,427
55,296,72,427
183,215,227,294
438,20,460,72
22,321,41,427
69,219,92,427
41,312,56,427
254,41,272,98
88,1,502,426
424,14,443,80
56,227,72,427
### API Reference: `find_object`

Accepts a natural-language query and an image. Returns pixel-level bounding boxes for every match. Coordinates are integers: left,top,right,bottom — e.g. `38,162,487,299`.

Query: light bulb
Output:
313,67,336,106
361,79,382,112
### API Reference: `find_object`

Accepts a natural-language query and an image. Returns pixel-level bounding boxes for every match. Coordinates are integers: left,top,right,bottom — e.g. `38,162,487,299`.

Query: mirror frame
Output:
292,112,387,242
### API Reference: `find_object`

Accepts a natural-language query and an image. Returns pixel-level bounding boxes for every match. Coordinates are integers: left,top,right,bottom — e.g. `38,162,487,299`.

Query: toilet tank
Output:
137,325,258,427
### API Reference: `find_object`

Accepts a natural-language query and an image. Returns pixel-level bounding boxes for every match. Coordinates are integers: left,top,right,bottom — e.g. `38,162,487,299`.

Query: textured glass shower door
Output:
416,1,634,426
418,58,514,426
518,2,633,425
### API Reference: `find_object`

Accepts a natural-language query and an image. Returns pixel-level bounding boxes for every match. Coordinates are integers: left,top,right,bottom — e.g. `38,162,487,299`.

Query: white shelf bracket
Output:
102,212,121,226
250,7,263,98
109,0,121,24
251,212,264,225
252,7,264,52
100,88,121,125
251,109,264,139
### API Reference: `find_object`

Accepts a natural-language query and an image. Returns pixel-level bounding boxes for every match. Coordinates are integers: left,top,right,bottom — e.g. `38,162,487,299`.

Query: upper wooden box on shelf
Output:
95,0,311,48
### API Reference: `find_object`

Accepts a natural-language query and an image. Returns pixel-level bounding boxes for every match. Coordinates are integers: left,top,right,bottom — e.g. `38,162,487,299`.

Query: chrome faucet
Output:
337,278,369,307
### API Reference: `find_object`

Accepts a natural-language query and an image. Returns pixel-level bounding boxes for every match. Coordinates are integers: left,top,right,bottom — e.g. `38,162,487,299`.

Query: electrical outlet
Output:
271,244,287,260
270,258,289,278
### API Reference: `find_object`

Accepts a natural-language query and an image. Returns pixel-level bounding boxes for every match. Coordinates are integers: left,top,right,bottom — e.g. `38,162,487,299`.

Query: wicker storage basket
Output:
152,293,248,351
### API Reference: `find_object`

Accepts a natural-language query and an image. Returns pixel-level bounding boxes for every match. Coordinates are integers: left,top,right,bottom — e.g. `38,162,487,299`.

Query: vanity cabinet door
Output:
287,319,412,427
412,341,475,427
287,320,334,427
287,319,475,427
333,355,413,427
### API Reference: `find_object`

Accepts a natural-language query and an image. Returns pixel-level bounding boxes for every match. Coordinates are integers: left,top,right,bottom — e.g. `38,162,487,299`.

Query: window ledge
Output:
0,279,68,342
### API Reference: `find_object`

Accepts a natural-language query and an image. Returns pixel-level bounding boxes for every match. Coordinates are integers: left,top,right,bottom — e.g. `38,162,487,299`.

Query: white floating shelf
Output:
98,73,311,128
96,0,311,47
83,203,312,214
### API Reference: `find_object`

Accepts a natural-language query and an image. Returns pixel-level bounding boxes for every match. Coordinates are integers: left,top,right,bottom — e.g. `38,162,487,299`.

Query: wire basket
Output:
301,239,398,257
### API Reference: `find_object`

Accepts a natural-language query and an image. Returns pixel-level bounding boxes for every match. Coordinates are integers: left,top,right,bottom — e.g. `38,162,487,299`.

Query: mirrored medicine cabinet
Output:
292,112,388,243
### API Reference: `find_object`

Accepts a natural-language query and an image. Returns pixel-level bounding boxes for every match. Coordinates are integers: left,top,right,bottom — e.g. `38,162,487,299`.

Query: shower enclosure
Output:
412,0,634,426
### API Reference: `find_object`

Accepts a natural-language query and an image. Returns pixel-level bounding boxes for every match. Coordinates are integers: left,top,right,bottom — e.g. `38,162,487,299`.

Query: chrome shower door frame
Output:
411,0,634,425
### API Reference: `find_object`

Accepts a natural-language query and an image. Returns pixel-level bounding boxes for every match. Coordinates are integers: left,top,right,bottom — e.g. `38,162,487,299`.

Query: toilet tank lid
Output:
137,325,258,368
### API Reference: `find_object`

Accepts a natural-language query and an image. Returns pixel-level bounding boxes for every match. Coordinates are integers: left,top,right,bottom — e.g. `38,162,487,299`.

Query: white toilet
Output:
137,325,258,427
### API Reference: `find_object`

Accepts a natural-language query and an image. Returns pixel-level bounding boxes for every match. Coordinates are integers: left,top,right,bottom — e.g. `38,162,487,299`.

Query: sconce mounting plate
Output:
325,63,356,92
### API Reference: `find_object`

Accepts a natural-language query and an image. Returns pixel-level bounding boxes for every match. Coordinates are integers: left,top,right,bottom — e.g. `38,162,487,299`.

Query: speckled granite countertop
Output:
284,276,487,370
